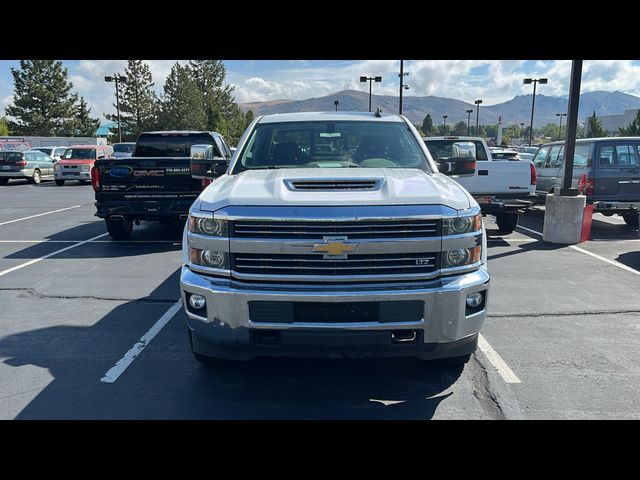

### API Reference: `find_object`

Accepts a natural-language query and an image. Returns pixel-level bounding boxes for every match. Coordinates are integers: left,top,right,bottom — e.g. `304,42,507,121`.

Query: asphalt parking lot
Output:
1,178,640,419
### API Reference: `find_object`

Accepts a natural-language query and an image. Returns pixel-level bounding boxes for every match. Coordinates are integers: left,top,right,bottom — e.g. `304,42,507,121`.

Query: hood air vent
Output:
284,178,383,191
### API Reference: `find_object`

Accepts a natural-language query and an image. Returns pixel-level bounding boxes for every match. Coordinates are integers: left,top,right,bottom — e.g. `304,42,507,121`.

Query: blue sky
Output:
2,60,640,123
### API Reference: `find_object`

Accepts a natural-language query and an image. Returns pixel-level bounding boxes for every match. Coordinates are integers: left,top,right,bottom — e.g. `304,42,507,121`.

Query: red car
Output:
54,145,113,186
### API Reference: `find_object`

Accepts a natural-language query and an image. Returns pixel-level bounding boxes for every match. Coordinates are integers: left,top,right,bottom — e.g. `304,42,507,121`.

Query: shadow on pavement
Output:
1,270,465,419
487,239,565,262
4,220,184,260
615,251,640,271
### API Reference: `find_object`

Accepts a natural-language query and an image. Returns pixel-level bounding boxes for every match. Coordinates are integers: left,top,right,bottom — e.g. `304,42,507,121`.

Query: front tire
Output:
0,178,8,186
105,218,133,240
55,179,65,186
496,213,519,233
188,330,238,366
30,169,41,184
440,353,472,365
622,213,639,227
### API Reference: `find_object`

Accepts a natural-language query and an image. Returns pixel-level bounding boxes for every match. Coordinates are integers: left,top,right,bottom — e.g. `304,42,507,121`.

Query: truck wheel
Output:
188,330,238,366
0,178,8,186
105,218,133,240
55,179,65,186
622,213,639,227
496,213,518,233
29,169,41,184
441,353,472,365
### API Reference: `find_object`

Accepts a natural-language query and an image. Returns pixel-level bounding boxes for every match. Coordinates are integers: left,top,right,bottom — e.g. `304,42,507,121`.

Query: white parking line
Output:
0,205,81,226
478,334,521,384
0,233,109,278
100,301,183,383
516,225,640,275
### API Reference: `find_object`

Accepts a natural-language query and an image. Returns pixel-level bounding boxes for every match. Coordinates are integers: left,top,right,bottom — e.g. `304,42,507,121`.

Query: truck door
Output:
593,141,640,201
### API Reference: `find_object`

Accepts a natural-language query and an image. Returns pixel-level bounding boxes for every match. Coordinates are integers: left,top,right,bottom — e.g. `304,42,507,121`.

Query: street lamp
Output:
334,100,339,111
474,100,483,136
398,60,410,115
523,77,548,146
556,112,567,139
105,73,127,143
360,75,382,112
442,115,448,134
465,109,473,136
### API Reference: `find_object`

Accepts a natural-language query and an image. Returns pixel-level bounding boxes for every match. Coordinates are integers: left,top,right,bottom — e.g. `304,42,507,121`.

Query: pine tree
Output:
619,110,640,136
159,63,207,130
586,111,608,138
5,60,78,136
451,121,468,136
72,97,100,136
105,60,158,141
422,114,433,136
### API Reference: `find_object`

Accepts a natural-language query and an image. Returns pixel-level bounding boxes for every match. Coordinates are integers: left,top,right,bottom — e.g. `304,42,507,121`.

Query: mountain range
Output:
240,90,640,127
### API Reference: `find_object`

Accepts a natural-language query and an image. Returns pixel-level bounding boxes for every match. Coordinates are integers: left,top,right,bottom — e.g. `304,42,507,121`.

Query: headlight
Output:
187,216,228,236
188,247,229,269
81,165,90,172
444,246,481,268
443,214,482,235
54,164,60,171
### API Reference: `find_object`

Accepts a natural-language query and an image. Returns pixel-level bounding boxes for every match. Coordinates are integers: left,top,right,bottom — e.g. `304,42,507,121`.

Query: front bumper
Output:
592,200,640,212
54,170,91,180
180,266,490,360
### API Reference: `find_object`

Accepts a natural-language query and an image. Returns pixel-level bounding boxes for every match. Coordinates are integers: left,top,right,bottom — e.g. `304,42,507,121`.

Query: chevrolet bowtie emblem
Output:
312,236,360,259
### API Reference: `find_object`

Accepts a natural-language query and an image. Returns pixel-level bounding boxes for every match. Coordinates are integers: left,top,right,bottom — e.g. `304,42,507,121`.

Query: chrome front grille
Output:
232,219,440,239
232,252,439,276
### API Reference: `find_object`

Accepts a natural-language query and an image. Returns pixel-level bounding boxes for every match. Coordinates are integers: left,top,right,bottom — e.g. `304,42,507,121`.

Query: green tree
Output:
64,97,100,136
619,110,640,136
585,111,608,138
159,62,207,131
421,114,434,136
451,121,467,136
0,117,9,135
105,60,158,141
5,60,78,136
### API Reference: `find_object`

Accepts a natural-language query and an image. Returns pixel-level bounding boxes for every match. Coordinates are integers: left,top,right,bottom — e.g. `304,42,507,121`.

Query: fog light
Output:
188,294,206,310
466,292,483,308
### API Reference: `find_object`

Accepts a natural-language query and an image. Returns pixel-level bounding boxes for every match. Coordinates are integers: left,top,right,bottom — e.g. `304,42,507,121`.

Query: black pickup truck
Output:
92,131,232,239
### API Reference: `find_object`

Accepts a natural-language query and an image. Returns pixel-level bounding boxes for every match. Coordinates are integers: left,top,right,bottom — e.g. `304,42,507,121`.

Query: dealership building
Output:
589,109,639,136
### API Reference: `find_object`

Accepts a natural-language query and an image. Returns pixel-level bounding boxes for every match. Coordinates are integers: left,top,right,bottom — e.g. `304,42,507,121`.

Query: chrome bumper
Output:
593,201,640,211
180,265,490,355
54,170,90,180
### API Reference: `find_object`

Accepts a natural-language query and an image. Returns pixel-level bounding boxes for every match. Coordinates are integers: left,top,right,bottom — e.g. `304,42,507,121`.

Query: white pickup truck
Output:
181,112,489,366
424,136,537,233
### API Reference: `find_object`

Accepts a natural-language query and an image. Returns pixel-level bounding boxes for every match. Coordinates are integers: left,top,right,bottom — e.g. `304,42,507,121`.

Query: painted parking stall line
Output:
100,301,183,383
0,233,109,278
478,334,521,384
516,225,640,275
0,205,81,226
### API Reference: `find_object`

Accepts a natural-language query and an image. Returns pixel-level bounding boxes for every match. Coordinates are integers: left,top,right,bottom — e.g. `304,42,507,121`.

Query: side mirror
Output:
190,144,228,179
437,157,477,176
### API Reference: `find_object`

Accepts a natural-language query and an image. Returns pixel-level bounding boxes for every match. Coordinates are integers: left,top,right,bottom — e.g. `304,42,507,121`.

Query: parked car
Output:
424,136,536,233
54,144,113,186
517,145,539,162
110,142,136,159
0,140,31,152
489,149,522,161
181,111,488,365
533,137,640,226
93,131,231,239
0,149,55,185
34,146,67,161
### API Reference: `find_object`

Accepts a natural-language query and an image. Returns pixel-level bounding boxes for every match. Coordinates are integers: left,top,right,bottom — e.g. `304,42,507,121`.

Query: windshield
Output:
424,139,489,161
35,148,53,155
0,152,23,162
113,143,135,153
235,121,428,172
63,148,96,160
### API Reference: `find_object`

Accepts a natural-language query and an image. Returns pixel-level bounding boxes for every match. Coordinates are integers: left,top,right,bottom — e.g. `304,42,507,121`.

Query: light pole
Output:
360,75,382,112
442,115,448,134
523,77,548,146
474,99,482,136
398,60,409,115
520,122,525,142
105,73,127,143
465,109,473,136
556,112,567,140
334,100,339,111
